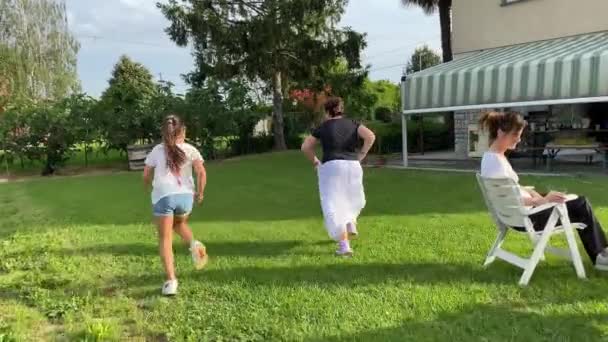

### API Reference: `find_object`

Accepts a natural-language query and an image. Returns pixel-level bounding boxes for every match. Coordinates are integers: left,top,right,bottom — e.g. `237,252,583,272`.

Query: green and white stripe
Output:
402,32,608,113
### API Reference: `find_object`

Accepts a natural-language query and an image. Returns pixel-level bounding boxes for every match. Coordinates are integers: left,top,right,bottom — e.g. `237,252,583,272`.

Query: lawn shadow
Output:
52,240,306,258
305,304,607,341
194,262,608,288
7,151,608,227
116,259,608,303
120,262,512,294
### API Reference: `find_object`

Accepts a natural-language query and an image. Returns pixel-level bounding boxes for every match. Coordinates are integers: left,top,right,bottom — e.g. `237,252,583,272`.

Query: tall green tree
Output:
405,45,441,74
0,0,80,104
158,0,366,150
401,0,452,62
98,55,158,151
322,59,374,119
66,93,98,167
365,79,400,112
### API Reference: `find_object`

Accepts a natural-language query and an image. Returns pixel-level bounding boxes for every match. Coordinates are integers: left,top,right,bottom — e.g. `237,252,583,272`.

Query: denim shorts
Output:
153,193,194,217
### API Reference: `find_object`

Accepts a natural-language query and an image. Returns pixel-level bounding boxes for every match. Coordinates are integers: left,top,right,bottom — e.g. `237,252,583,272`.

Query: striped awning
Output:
402,31,608,114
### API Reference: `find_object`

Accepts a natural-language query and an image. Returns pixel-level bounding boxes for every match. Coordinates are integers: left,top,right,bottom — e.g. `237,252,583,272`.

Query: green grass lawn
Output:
2,152,608,341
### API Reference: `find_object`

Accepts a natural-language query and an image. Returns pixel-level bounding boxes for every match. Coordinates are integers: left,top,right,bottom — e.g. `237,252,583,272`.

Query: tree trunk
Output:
434,0,455,145
438,0,453,62
272,70,287,150
84,141,89,168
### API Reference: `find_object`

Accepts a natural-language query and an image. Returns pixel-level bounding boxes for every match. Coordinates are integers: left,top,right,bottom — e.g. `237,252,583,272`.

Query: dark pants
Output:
514,196,607,263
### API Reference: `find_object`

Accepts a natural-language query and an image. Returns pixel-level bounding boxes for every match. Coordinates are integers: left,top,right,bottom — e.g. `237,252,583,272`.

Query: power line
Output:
363,36,440,60
368,63,406,72
78,34,172,48
76,34,428,78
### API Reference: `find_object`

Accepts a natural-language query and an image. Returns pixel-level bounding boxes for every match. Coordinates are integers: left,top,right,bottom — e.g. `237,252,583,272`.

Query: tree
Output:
66,94,98,167
401,0,452,62
0,101,33,171
1,98,81,175
27,99,79,175
366,79,400,113
158,0,366,150
98,55,158,152
321,59,375,120
0,0,80,104
405,45,441,74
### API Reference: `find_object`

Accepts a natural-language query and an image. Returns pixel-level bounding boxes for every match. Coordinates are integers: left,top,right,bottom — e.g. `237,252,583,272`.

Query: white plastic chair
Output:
476,173,587,286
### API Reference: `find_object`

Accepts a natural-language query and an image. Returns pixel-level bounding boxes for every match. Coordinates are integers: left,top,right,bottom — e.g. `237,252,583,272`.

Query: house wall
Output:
452,0,608,55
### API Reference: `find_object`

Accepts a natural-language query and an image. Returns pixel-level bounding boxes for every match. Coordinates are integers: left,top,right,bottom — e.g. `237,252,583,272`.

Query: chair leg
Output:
531,236,546,261
559,206,587,279
519,228,553,286
484,229,507,267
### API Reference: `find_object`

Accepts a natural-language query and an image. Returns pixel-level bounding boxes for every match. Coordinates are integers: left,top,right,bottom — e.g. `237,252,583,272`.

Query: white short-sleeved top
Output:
480,152,532,202
145,143,204,204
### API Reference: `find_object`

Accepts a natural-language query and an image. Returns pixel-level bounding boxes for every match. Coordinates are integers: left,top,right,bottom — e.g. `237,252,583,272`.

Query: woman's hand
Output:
313,157,321,169
544,191,567,204
195,192,204,204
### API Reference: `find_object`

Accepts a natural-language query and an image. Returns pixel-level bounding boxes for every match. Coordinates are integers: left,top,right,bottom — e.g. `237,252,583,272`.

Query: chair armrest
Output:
522,186,535,191
526,202,558,215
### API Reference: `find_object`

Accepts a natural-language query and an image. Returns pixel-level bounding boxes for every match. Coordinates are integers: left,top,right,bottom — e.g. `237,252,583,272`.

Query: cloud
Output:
77,23,100,35
66,9,75,26
118,0,160,14
66,8,100,36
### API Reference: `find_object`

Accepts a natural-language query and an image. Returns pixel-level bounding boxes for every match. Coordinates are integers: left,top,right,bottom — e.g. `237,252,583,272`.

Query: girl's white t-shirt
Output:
480,151,532,201
145,143,204,204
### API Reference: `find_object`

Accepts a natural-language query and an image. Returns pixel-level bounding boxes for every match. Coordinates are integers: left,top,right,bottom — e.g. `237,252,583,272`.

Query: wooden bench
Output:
127,144,154,171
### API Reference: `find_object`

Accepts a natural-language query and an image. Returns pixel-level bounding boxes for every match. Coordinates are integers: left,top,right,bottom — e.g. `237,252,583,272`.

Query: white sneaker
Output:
162,279,178,296
596,252,608,271
190,240,208,270
335,241,353,257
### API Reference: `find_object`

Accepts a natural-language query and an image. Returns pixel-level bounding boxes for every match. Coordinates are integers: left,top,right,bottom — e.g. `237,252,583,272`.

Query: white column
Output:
400,75,409,167
402,114,408,167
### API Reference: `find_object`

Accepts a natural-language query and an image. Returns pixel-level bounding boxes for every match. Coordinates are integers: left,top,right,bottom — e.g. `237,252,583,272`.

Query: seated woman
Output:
479,111,608,270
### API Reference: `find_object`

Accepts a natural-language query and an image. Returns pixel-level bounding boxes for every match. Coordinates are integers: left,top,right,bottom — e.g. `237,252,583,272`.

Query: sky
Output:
65,0,441,98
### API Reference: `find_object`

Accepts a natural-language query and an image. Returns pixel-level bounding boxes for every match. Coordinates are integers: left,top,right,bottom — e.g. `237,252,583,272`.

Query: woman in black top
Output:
301,97,376,256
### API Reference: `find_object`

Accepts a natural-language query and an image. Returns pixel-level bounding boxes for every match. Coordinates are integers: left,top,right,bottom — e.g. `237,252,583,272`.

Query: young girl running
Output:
143,115,208,296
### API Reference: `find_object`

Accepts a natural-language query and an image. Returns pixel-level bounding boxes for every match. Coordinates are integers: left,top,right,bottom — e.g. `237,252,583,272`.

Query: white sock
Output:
190,240,199,249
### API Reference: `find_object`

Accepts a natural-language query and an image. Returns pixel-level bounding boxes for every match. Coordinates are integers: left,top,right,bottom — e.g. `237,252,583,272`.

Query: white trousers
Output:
317,160,366,240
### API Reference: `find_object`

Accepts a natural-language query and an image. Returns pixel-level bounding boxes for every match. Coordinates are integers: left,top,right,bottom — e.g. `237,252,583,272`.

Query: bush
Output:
230,132,304,156
374,106,393,123
230,135,274,155
365,118,450,154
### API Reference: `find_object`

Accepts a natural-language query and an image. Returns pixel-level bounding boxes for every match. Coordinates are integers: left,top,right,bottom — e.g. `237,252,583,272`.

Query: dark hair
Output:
324,97,343,117
479,111,527,142
162,114,186,173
